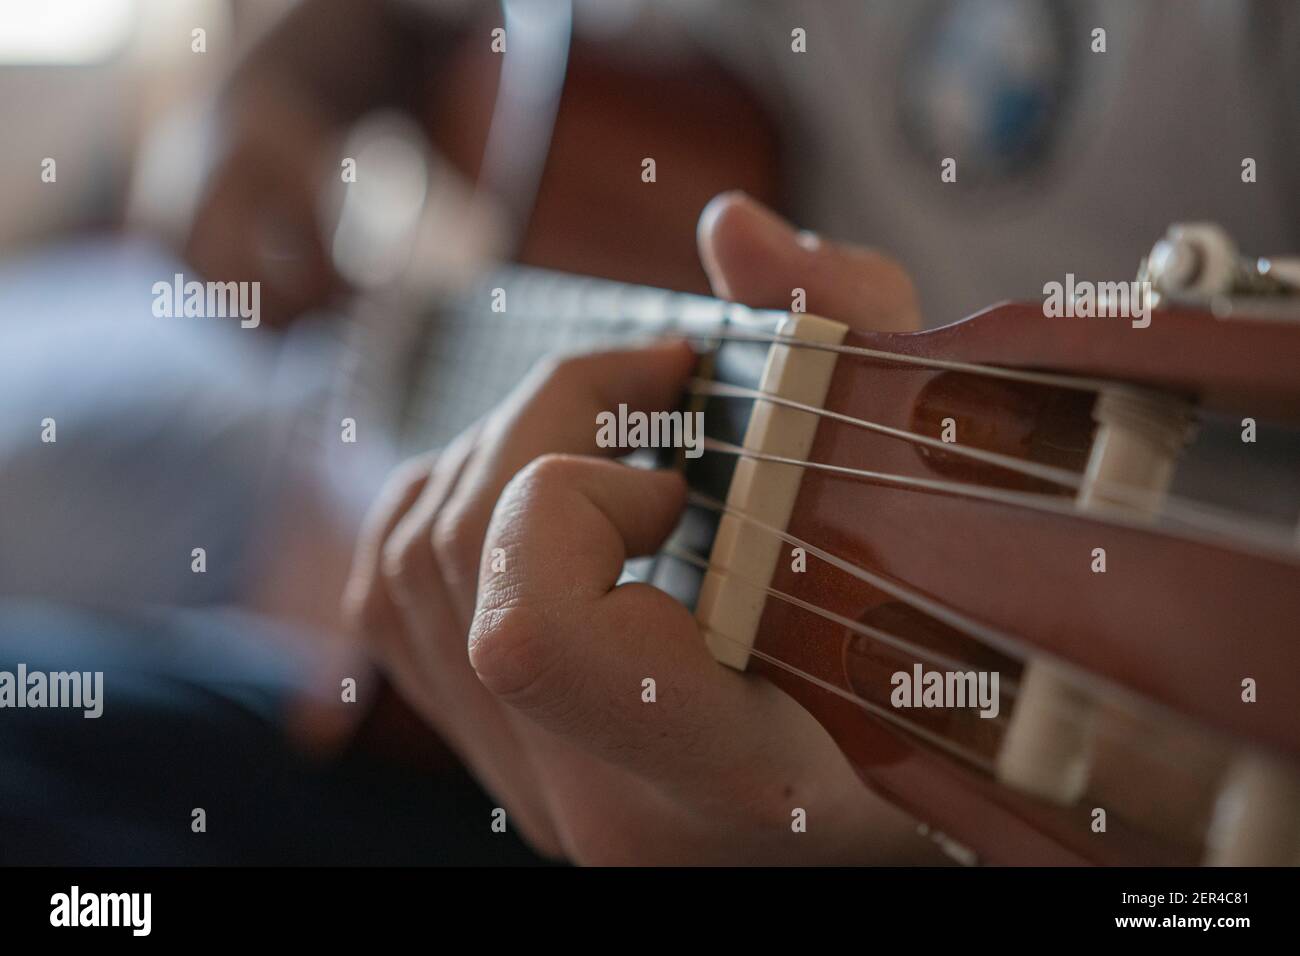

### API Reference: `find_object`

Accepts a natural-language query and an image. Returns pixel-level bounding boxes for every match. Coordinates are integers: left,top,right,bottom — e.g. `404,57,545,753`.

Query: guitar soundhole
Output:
841,602,1021,765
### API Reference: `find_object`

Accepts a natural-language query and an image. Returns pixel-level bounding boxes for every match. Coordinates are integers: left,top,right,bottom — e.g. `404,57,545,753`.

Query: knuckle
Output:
389,452,435,495
430,508,479,582
380,531,418,589
510,453,580,503
741,785,801,833
341,574,404,660
467,606,560,706
381,518,439,603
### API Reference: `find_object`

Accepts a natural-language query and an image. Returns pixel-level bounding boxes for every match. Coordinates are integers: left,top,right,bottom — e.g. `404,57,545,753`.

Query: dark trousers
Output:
0,600,546,866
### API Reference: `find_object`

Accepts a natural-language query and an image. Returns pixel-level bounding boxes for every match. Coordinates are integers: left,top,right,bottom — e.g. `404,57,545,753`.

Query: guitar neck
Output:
392,268,783,452
332,266,791,617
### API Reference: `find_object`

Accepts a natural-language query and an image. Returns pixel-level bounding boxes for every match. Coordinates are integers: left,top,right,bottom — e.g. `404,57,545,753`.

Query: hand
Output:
183,85,346,328
344,192,937,863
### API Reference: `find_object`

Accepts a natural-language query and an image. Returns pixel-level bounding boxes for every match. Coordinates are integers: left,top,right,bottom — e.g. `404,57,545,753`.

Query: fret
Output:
397,268,746,450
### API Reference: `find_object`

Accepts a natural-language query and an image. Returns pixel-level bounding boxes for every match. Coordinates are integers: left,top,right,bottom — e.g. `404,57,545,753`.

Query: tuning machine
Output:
1139,223,1300,319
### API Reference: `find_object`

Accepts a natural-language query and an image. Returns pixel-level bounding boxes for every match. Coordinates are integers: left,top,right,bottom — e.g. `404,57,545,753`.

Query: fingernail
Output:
795,229,825,253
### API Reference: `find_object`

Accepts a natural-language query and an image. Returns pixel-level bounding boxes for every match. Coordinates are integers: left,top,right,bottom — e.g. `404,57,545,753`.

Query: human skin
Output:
344,192,944,864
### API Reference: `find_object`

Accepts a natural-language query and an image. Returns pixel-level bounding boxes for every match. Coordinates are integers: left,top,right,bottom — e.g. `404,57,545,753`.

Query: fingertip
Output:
697,190,753,246
613,464,689,553
608,338,699,410
647,463,688,508
696,192,809,308
697,191,753,298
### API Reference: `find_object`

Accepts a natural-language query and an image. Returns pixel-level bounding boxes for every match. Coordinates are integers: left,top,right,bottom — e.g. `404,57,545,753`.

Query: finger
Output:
381,422,483,640
341,451,434,648
433,341,696,626
469,455,846,819
369,429,565,856
697,191,922,332
476,455,687,604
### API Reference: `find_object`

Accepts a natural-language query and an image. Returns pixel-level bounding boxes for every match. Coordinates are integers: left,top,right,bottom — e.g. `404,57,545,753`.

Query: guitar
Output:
332,223,1300,867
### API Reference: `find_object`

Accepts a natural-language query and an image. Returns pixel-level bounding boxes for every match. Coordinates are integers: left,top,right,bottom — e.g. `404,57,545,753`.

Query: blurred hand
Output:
344,193,933,864
183,87,346,328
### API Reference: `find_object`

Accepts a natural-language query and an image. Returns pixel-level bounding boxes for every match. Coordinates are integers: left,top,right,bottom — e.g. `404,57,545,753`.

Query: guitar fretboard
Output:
340,266,790,609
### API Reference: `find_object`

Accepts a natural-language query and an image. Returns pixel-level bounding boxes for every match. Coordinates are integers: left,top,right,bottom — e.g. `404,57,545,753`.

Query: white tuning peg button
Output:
1147,223,1238,298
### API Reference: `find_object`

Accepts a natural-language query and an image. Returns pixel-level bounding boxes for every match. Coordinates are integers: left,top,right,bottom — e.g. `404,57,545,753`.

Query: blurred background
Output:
0,0,1297,864
0,0,276,249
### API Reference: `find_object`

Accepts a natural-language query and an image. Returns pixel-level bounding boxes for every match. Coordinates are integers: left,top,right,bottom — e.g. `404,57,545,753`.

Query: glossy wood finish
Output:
747,301,1300,864
846,301,1300,420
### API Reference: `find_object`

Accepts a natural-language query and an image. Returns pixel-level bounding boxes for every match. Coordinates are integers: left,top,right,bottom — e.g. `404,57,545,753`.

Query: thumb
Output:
697,191,922,332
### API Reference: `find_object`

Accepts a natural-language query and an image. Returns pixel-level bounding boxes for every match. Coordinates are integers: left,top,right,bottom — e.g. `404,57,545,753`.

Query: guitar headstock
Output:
692,223,1300,864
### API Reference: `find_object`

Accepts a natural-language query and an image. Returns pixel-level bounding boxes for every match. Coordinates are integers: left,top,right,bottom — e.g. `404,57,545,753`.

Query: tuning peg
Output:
1142,223,1300,303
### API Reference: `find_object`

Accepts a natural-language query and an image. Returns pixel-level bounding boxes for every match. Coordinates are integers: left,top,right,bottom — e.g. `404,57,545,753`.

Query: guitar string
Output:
670,311,1263,776
659,541,1019,692
677,329,1139,394
689,378,1083,489
676,495,1233,781
663,544,1210,781
691,381,1298,559
445,309,1295,556
692,441,1295,774
681,488,1236,728
698,437,1300,565
697,624,998,773
431,306,1242,786
455,307,1143,394
444,302,1254,786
